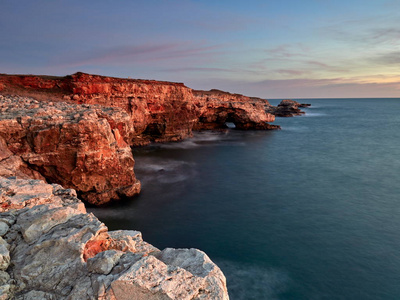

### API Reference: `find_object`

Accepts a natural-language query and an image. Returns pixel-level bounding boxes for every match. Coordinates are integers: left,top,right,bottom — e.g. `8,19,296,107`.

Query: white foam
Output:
304,111,326,117
281,126,308,132
215,260,290,300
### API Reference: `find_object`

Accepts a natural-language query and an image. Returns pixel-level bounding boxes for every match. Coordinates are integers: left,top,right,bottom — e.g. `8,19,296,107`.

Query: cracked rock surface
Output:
0,177,229,299
0,95,140,205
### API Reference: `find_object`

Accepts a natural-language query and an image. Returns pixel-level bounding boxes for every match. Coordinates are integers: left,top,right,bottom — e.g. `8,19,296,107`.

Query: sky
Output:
1,0,400,98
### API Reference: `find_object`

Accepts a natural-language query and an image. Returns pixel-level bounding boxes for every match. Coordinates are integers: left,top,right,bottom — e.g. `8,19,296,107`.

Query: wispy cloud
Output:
161,67,232,73
54,42,224,68
274,69,309,76
189,75,400,99
371,50,400,66
264,44,309,59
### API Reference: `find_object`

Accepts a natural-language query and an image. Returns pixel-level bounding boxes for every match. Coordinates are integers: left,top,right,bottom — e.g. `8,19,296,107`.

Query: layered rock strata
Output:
0,95,140,205
0,73,199,146
0,177,229,299
0,73,280,145
193,89,280,130
267,99,311,117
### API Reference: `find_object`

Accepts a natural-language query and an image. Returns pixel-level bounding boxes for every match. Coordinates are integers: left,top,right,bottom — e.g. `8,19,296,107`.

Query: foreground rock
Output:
0,177,229,299
0,95,140,205
193,89,280,130
267,99,311,117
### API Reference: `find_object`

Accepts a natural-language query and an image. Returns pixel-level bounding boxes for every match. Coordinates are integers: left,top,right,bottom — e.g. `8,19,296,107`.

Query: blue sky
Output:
1,0,400,98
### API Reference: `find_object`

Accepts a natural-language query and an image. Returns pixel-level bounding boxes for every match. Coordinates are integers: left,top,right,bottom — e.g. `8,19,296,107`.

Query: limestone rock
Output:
0,284,12,300
0,95,140,205
193,89,279,130
267,99,311,117
0,73,281,146
0,73,198,146
156,248,229,300
109,255,205,300
1,177,230,299
0,222,9,237
87,250,124,275
0,237,9,271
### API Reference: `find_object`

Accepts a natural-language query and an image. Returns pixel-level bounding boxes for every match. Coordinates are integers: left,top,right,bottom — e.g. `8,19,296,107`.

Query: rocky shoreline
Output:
0,177,228,299
0,72,309,299
0,73,309,205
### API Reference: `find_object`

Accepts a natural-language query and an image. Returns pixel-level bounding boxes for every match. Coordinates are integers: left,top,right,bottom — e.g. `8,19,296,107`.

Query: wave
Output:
304,111,326,117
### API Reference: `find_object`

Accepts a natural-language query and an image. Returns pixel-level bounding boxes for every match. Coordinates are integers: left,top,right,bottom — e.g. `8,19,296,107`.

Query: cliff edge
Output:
0,95,140,205
0,73,280,146
0,177,229,299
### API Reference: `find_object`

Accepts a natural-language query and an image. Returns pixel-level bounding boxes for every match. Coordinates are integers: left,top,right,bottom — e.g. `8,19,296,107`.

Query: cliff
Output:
0,73,279,145
0,177,229,299
0,95,140,205
0,73,197,146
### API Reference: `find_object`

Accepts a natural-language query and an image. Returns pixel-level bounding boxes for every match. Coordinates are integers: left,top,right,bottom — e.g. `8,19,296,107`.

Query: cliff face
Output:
193,89,280,130
0,73,198,146
0,73,280,145
0,177,229,299
66,73,199,145
0,95,140,205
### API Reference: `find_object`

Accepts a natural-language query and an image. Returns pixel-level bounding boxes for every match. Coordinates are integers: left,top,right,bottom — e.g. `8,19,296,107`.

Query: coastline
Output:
0,72,309,299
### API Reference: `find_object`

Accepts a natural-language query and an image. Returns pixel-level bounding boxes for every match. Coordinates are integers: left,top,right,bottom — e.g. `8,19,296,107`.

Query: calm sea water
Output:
88,98,400,299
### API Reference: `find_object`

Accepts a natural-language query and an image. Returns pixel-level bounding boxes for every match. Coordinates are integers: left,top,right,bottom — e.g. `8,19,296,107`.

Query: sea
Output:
88,98,400,299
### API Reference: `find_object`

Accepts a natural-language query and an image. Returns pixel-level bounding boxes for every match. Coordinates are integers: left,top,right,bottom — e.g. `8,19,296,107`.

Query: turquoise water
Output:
89,98,400,299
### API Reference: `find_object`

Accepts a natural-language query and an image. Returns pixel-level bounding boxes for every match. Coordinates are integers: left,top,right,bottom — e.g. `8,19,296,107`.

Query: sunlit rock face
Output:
0,73,198,146
192,89,280,130
0,177,229,300
0,73,281,145
0,95,140,205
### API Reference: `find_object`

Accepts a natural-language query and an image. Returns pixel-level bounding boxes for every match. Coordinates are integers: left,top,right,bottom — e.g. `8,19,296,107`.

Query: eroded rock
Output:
0,73,281,145
0,95,140,205
0,177,229,299
193,89,279,130
267,99,311,117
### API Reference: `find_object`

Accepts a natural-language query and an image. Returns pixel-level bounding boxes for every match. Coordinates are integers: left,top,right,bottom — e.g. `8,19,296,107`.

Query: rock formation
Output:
0,177,229,299
0,95,140,205
0,73,199,146
0,73,280,145
193,89,280,130
267,99,311,117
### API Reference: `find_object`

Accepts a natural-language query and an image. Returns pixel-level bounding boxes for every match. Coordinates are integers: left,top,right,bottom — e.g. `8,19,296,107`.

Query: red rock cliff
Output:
0,73,198,146
0,73,280,145
0,95,140,205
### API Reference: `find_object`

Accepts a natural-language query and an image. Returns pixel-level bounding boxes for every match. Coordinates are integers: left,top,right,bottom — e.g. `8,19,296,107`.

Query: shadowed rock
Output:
266,99,311,117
